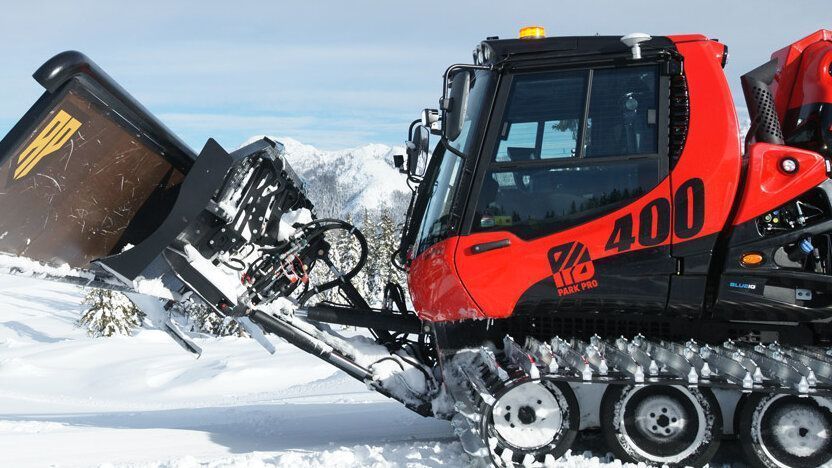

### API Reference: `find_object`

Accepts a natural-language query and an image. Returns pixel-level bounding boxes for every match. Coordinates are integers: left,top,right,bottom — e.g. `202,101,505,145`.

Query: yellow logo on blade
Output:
14,110,82,180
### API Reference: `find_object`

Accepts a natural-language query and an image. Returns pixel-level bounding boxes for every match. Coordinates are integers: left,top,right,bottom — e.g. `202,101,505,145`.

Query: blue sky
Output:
0,1,829,151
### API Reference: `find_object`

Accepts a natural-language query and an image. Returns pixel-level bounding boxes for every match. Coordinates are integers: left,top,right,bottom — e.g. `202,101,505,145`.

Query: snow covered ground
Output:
0,274,750,467
0,275,461,467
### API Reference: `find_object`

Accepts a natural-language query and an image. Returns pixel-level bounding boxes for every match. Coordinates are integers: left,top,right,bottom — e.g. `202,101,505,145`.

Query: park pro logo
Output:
13,109,81,180
548,241,598,297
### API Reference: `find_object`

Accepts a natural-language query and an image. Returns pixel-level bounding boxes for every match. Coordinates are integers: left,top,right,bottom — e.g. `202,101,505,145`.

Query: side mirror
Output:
406,125,430,177
421,109,441,134
444,70,470,141
393,154,405,170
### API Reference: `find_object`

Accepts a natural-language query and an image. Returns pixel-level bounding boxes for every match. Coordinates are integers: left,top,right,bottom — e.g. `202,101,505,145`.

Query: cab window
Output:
585,67,659,157
495,70,587,162
474,65,662,239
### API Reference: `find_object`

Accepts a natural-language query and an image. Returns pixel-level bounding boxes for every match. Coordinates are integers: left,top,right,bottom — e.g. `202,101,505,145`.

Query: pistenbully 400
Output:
1,27,832,467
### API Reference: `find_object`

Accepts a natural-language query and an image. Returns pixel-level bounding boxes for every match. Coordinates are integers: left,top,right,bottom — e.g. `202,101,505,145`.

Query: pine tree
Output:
184,299,246,336
165,297,247,337
79,289,145,337
377,206,397,288
365,208,387,306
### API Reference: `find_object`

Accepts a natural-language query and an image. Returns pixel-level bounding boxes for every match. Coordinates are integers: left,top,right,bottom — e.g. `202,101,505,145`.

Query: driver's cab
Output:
397,30,738,325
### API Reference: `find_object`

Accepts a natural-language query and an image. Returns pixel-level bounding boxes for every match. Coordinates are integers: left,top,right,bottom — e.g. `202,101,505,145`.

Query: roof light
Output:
519,26,546,40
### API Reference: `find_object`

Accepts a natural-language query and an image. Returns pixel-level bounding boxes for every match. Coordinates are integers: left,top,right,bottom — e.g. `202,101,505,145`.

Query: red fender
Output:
733,143,828,225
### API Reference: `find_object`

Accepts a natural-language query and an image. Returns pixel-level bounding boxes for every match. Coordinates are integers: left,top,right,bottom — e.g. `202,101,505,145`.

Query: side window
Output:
541,120,580,159
475,161,658,237
474,65,663,239
494,71,587,162
585,67,658,158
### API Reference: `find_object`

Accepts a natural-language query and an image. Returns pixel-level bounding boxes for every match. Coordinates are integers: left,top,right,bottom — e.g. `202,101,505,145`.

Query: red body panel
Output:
668,39,742,249
408,237,483,322
453,180,669,318
770,30,832,119
733,143,828,225
410,37,743,323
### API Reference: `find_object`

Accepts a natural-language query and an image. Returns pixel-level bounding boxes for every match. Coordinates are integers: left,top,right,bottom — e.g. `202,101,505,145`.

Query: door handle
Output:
471,238,511,254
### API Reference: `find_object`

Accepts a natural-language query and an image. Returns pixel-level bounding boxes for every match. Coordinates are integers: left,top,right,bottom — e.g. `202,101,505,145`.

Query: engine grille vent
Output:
669,74,690,167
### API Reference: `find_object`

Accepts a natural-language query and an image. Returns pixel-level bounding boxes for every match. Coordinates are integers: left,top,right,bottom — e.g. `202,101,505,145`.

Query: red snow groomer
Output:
1,28,832,467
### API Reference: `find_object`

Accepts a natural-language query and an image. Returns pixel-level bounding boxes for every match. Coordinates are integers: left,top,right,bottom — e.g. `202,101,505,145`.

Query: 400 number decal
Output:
605,178,705,253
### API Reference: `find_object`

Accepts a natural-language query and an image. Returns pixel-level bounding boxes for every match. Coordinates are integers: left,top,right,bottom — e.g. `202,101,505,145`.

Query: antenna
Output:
621,33,652,59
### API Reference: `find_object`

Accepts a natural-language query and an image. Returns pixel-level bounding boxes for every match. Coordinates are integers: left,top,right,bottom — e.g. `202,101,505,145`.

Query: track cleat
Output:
524,337,558,374
701,362,711,379
503,336,539,379
598,359,609,376
753,367,764,384
799,376,810,393
582,365,593,381
743,371,754,389
688,366,699,384
634,365,645,383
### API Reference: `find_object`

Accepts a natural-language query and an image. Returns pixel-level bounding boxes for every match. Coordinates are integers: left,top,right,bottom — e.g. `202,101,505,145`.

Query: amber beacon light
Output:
519,26,546,39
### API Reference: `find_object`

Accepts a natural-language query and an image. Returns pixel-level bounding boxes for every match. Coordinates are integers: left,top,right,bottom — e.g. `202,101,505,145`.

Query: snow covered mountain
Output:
242,136,412,221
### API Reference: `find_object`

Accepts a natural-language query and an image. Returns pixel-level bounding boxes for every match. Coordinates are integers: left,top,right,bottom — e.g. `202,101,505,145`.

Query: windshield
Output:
404,68,495,258
446,69,495,156
414,151,465,255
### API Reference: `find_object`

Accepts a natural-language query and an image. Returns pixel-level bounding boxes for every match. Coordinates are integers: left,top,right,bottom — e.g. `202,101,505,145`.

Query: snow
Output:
0,275,457,467
276,207,313,241
133,276,175,300
0,274,750,466
0,253,94,280
184,245,244,305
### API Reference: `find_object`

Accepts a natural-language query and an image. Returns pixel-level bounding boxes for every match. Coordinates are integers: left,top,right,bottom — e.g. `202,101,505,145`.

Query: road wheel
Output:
739,393,832,468
601,384,721,467
483,380,579,466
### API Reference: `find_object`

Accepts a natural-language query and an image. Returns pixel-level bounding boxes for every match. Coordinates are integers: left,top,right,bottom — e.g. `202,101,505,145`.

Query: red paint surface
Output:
733,143,828,225
770,30,832,119
408,237,483,322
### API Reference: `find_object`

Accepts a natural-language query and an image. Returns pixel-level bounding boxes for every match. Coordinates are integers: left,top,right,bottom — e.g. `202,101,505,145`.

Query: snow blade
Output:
0,50,314,301
0,51,194,269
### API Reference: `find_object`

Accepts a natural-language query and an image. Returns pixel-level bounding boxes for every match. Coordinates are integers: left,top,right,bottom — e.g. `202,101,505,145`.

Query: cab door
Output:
454,64,676,319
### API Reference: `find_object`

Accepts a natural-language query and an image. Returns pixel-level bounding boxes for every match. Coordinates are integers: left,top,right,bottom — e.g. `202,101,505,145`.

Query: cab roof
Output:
479,35,675,64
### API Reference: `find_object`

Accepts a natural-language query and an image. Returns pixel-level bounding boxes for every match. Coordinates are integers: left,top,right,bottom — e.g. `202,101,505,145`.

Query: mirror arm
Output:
441,63,491,141
440,63,491,104
441,136,468,159
407,119,421,141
